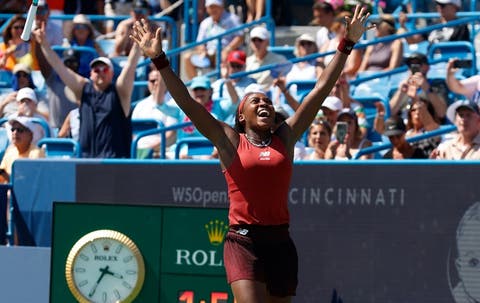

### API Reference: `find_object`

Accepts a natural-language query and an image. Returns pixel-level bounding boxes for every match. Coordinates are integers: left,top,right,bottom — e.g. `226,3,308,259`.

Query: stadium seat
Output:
0,70,12,89
37,138,81,158
96,39,116,54
174,137,214,159
427,41,476,77
268,46,296,60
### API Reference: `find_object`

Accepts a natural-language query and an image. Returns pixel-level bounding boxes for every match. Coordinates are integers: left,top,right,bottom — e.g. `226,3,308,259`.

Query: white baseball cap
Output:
89,57,114,71
321,96,343,111
250,26,270,41
16,87,38,104
9,116,44,143
435,0,461,8
205,0,223,7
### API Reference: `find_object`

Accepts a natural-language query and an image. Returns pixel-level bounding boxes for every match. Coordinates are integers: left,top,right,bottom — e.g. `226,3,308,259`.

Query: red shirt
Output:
223,134,292,226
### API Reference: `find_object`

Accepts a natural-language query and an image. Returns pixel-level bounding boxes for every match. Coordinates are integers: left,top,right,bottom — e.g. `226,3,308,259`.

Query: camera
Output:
409,64,421,74
453,59,472,69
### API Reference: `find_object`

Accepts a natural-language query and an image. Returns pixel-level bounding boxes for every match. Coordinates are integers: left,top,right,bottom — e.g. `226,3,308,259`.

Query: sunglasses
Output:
300,41,315,47
229,63,244,69
251,38,264,43
16,72,29,78
11,127,27,133
92,65,110,74
134,9,149,15
18,98,34,104
13,25,25,30
73,24,89,31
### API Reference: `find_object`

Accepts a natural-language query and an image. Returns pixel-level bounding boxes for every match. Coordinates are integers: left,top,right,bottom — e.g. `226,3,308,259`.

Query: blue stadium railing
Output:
353,124,457,160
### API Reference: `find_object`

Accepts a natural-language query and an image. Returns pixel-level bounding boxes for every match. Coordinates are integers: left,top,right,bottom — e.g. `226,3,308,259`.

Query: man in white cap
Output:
0,116,45,183
432,100,480,160
33,21,141,158
245,26,289,90
183,0,244,79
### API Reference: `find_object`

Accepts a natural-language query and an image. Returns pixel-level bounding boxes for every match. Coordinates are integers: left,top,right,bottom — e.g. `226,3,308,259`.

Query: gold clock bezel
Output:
65,229,145,303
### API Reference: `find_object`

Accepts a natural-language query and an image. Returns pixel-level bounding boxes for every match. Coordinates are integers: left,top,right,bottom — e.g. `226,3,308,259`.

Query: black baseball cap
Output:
405,52,428,66
383,118,406,137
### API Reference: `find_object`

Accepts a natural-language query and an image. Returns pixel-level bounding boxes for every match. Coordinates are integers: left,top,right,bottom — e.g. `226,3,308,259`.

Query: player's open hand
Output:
130,18,163,59
344,5,375,43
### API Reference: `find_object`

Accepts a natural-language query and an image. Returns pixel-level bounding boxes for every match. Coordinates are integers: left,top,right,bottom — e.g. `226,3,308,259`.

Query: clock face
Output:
65,230,145,303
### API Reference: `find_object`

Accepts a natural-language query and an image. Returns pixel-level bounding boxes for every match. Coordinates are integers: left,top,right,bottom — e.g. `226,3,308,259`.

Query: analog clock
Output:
65,229,145,303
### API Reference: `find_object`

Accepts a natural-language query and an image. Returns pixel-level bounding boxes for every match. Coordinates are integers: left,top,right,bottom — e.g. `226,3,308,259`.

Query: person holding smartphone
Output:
131,6,372,302
389,52,448,121
325,108,372,160
446,58,480,103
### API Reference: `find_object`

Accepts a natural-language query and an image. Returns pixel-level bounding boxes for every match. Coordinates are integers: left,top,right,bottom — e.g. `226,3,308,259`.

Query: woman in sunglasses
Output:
0,15,37,72
131,5,372,302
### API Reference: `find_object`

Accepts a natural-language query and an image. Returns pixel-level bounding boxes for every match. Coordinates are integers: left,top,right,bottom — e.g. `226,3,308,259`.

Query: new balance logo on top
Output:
259,151,270,160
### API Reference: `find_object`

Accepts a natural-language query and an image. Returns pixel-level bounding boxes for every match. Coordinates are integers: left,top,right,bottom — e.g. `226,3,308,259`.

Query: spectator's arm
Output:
357,45,373,73
446,59,473,97
389,79,409,116
387,39,403,70
116,44,142,116
32,22,87,102
57,111,72,138
112,21,129,57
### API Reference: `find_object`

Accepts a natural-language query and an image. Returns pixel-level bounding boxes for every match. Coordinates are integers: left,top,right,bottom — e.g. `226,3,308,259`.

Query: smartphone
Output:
453,59,472,69
335,121,348,143
410,63,421,74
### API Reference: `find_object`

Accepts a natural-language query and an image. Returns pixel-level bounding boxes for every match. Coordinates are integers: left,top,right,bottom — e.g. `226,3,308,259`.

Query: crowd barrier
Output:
7,159,480,302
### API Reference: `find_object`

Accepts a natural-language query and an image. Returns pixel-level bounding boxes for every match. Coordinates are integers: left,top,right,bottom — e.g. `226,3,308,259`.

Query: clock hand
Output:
102,267,124,279
88,265,109,298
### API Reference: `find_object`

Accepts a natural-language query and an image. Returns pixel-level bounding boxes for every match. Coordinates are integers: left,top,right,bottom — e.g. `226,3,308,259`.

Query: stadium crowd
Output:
0,0,479,171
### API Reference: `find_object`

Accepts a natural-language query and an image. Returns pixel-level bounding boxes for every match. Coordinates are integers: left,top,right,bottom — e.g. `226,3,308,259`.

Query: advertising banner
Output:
12,160,480,302
74,162,480,303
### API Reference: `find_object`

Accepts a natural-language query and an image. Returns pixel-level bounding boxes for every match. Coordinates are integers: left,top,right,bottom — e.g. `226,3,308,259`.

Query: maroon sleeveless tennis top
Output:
223,134,292,226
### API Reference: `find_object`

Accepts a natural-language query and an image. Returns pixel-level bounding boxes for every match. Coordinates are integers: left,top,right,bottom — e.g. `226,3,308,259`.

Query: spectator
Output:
432,100,480,159
288,33,318,82
63,0,102,38
382,117,428,159
34,0,63,47
446,59,480,102
317,11,362,79
177,76,234,140
310,1,336,49
0,15,37,71
245,0,265,23
34,22,142,158
5,87,49,144
0,63,49,118
57,108,80,141
318,95,342,128
211,50,256,122
0,0,27,15
0,116,45,183
104,0,134,34
246,26,289,90
35,47,80,128
68,14,106,78
428,0,469,44
405,97,441,156
390,52,448,120
330,73,368,139
132,69,179,158
112,0,153,57
325,108,372,159
304,119,332,160
358,14,403,73
183,0,244,80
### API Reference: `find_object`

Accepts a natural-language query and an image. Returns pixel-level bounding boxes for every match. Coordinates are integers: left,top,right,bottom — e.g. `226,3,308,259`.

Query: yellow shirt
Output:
0,144,45,175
